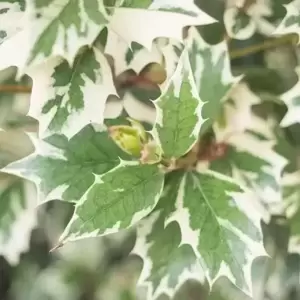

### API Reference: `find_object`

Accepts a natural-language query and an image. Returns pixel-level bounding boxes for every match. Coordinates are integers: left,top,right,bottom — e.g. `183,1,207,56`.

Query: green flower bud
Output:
109,125,144,157
126,117,147,142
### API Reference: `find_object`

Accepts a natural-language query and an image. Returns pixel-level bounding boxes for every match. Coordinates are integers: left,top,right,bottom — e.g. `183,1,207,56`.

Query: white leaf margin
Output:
165,170,267,296
58,160,165,245
151,48,205,158
1,131,68,205
132,209,205,300
27,47,116,139
216,131,288,206
108,5,216,51
186,26,241,106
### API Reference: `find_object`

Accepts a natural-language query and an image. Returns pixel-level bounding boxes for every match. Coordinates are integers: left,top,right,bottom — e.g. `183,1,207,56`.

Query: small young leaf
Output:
187,27,239,136
27,47,116,138
153,51,203,159
2,125,130,203
0,176,37,265
133,171,203,299
59,162,164,243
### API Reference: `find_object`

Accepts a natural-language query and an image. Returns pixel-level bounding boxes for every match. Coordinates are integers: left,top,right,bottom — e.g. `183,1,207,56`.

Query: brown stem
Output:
230,33,298,59
0,85,32,93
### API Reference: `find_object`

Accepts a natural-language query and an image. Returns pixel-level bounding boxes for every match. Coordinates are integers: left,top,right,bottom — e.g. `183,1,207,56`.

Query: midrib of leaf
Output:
67,146,111,164
65,133,122,167
156,80,198,158
191,172,243,275
171,96,182,155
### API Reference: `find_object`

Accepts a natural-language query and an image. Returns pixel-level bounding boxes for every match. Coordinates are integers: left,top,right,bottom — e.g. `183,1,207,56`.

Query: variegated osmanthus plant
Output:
1,0,300,299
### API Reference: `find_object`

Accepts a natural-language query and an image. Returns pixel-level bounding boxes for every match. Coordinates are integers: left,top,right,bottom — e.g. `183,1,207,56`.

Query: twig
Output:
230,33,298,59
0,85,32,93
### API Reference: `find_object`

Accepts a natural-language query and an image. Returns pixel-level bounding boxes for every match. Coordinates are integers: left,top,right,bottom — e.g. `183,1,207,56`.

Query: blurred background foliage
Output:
1,0,300,299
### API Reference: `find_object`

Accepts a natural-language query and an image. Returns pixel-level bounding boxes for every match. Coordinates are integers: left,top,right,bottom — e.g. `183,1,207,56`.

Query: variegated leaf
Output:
133,171,203,299
186,27,239,136
168,170,264,294
152,50,204,159
27,47,116,138
58,162,164,244
210,132,287,207
2,125,130,203
108,1,215,50
25,0,109,66
213,82,261,140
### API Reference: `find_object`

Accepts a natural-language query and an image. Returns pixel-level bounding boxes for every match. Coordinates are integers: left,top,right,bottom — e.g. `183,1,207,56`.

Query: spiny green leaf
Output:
0,175,37,265
2,125,130,203
133,171,203,299
187,27,238,136
59,162,164,243
173,170,263,293
27,47,116,138
153,52,203,159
